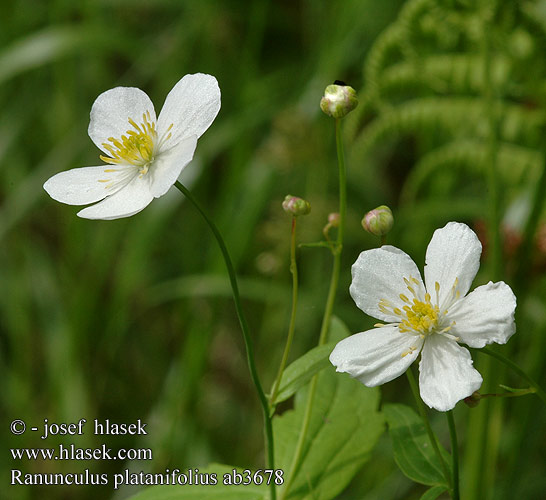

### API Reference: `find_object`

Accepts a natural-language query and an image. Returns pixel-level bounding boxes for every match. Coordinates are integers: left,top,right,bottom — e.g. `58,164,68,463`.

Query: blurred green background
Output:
2,0,545,499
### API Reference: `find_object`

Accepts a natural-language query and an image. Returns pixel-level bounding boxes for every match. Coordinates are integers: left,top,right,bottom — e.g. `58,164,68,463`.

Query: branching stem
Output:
281,118,348,499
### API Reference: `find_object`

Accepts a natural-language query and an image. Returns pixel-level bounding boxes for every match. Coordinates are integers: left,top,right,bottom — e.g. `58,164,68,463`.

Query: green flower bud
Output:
362,205,394,236
282,195,311,216
320,81,358,119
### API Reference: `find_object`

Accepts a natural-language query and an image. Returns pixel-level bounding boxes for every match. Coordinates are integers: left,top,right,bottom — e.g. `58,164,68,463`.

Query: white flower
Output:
44,73,221,220
330,222,516,411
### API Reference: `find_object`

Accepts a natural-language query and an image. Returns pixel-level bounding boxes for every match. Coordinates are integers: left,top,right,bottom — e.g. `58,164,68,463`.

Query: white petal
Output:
329,325,423,387
43,165,128,205
77,175,153,220
449,281,516,348
350,246,425,322
150,135,198,198
419,335,482,411
88,87,157,155
424,222,482,308
157,73,221,145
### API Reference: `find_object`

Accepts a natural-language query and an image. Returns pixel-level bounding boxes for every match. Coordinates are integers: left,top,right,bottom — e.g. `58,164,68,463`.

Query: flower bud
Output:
282,195,311,216
362,205,394,236
320,81,358,119
328,212,340,227
323,212,340,239
463,391,481,408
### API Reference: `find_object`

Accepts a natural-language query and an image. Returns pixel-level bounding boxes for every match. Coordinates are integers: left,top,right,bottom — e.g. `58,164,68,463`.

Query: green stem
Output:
465,8,503,499
406,369,451,488
280,375,318,500
174,181,276,500
478,347,546,405
281,118,348,499
447,411,460,500
477,388,537,399
317,118,347,346
269,217,299,410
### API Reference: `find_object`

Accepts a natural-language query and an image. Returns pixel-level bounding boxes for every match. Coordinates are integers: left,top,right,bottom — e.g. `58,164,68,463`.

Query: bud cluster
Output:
282,195,311,216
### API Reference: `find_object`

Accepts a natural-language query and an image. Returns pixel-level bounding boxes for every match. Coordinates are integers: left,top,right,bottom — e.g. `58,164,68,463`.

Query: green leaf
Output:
272,343,336,405
419,485,449,500
383,404,450,487
128,464,267,500
270,316,351,406
274,365,384,499
327,315,352,343
498,384,530,393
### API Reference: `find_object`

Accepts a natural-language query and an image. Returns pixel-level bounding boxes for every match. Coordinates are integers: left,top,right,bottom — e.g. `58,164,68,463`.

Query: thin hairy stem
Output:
282,118,348,498
317,118,347,345
269,217,299,410
466,8,503,498
174,181,276,500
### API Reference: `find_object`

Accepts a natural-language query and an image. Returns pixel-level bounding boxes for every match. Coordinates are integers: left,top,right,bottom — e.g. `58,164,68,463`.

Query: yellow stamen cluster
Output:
378,275,443,336
376,276,463,359
399,297,439,334
100,111,158,172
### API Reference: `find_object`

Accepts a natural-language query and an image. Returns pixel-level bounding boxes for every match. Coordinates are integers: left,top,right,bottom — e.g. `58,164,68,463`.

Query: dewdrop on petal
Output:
282,195,311,216
320,81,358,119
362,205,394,237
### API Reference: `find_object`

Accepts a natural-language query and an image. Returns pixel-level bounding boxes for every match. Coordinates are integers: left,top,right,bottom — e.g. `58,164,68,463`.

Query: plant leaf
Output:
272,342,336,405
274,365,384,499
327,315,352,343
270,315,352,406
383,403,451,487
419,485,449,500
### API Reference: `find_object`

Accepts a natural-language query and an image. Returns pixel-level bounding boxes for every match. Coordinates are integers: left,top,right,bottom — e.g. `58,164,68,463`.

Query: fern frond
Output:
351,97,546,162
400,140,543,204
377,53,512,100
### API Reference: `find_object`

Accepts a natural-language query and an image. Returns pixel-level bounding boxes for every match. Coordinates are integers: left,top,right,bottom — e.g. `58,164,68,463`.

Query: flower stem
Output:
281,118,348,499
318,118,347,345
279,375,318,500
478,347,546,405
269,217,299,410
405,369,451,488
465,9,503,499
174,181,276,500
475,387,537,400
446,411,460,500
